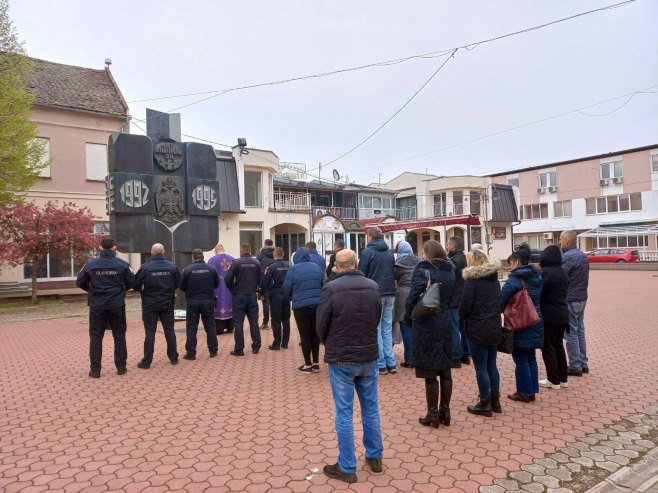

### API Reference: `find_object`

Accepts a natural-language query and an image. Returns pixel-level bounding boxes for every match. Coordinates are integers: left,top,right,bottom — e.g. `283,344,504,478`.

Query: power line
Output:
321,49,457,168
126,0,635,107
337,84,658,178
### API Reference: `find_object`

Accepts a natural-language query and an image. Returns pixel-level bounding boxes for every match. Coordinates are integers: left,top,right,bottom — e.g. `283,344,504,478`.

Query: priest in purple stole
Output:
208,244,235,334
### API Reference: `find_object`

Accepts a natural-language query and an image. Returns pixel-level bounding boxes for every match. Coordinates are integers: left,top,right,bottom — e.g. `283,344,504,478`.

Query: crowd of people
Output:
75,227,590,483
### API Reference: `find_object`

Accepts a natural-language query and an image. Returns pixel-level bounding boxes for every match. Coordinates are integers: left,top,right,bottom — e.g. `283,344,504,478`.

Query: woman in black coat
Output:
539,245,570,389
405,240,456,428
459,250,502,417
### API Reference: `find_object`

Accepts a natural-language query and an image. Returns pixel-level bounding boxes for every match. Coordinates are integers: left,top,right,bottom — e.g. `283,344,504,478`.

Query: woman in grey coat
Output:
394,241,419,367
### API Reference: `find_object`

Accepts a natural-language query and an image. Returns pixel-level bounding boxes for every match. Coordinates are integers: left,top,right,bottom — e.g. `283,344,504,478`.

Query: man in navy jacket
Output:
358,227,396,375
260,247,291,350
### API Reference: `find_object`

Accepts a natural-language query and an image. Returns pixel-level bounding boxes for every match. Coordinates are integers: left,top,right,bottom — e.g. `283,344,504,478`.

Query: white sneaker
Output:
539,379,560,389
560,381,569,388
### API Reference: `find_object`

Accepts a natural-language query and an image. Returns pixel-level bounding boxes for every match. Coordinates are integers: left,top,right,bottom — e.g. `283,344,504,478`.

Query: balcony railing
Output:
433,202,464,217
312,206,357,220
272,191,311,211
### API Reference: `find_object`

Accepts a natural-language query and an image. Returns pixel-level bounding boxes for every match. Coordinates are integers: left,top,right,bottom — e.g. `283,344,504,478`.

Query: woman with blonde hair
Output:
459,249,503,416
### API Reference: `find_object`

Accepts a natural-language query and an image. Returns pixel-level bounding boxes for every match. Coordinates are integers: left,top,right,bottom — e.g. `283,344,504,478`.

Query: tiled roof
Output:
26,57,128,117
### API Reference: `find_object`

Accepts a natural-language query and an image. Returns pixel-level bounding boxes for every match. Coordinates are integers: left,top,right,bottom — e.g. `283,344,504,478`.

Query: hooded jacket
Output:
307,249,327,275
562,245,589,302
393,254,420,323
501,264,544,350
448,249,467,308
257,246,275,272
358,239,396,296
283,248,324,309
459,259,502,346
316,270,382,363
539,246,570,327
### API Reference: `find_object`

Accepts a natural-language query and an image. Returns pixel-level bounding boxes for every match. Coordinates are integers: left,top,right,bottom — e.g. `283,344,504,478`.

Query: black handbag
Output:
411,269,441,320
497,326,513,354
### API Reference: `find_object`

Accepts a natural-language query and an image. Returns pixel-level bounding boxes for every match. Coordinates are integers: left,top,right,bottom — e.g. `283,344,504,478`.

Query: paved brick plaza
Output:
1,270,657,492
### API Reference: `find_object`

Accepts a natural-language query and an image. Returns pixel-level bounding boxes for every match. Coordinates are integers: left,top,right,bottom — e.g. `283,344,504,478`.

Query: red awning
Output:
363,215,481,233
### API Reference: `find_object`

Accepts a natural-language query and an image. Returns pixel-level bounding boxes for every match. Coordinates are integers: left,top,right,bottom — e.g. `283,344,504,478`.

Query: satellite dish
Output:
332,169,341,181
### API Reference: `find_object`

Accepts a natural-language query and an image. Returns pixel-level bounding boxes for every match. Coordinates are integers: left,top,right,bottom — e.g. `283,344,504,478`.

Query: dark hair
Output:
448,236,463,251
240,243,251,253
100,237,115,250
306,241,316,250
274,247,285,258
539,244,562,267
192,249,204,260
368,227,384,240
264,239,273,246
508,243,531,265
335,239,344,248
422,240,446,260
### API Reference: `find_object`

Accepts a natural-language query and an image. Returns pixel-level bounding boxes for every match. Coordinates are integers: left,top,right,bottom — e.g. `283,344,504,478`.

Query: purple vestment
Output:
208,252,235,319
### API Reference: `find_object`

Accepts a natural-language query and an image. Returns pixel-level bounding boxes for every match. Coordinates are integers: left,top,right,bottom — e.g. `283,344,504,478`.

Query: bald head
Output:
151,243,165,255
559,230,577,250
335,249,357,272
214,243,225,254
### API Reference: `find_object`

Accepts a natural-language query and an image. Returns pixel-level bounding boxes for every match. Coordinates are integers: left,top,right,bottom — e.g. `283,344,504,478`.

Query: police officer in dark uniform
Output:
76,237,134,378
260,247,291,350
179,249,219,360
225,243,262,356
133,243,180,368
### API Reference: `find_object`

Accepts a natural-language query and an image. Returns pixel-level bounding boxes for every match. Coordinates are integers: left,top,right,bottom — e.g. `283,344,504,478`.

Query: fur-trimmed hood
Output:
462,259,501,280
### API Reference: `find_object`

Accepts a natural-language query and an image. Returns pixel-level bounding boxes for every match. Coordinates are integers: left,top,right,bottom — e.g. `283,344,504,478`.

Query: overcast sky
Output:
11,0,658,185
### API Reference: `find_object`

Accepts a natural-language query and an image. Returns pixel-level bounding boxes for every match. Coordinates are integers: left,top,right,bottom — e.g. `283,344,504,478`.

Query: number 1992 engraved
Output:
119,179,149,208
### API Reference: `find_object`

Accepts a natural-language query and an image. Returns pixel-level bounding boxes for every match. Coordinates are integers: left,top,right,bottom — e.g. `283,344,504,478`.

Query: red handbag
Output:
503,280,539,332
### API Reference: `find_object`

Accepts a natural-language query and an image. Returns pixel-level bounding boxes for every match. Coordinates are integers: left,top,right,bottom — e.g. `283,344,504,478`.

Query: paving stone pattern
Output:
1,270,658,492
480,406,658,493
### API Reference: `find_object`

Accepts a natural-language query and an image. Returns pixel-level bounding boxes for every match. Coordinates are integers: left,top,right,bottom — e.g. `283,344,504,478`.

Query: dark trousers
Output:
233,293,261,352
542,323,568,385
185,299,217,356
215,318,234,335
269,292,291,347
89,305,127,374
262,293,270,324
293,305,319,366
142,304,178,365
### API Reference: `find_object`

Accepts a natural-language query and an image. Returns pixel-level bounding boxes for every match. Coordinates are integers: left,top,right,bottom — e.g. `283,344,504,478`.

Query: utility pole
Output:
318,162,322,182
378,172,383,185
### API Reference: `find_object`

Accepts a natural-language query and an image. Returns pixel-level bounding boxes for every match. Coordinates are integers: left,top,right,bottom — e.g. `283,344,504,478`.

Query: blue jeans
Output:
512,348,539,396
449,308,463,362
328,362,384,473
565,301,588,371
400,320,414,365
232,293,261,352
468,340,499,397
377,296,396,369
461,322,469,357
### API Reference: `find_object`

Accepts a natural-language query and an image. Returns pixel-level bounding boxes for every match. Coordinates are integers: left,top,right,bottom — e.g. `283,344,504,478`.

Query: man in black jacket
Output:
133,243,181,368
179,249,219,360
325,239,344,279
448,236,469,367
225,243,262,356
76,237,134,378
317,249,384,484
260,247,290,350
256,239,275,329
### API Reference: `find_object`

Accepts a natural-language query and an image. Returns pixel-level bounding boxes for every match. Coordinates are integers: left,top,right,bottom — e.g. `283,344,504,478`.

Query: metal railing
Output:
433,203,464,217
312,206,357,219
272,191,311,211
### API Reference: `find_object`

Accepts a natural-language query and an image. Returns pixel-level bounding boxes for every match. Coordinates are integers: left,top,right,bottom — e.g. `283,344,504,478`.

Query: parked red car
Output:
586,248,639,263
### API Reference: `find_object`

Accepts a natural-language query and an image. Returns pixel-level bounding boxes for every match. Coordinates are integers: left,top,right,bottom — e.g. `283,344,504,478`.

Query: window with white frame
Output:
507,177,519,187
520,203,548,220
554,200,572,218
33,137,51,178
539,171,556,188
244,171,262,207
600,160,623,180
585,193,642,214
86,143,108,181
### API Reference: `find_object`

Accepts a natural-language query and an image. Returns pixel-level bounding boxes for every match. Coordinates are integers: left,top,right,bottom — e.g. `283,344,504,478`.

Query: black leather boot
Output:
490,391,502,414
438,371,452,426
467,396,493,417
419,379,440,428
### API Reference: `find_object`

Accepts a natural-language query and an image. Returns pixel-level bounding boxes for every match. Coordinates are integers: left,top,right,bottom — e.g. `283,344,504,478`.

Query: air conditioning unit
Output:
543,232,553,240
600,179,609,186
613,177,623,184
547,186,557,193
537,187,545,194
315,209,326,216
